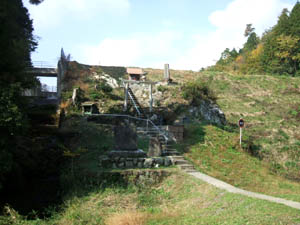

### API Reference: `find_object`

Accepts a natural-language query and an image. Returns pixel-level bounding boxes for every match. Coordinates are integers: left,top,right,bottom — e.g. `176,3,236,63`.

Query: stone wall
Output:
80,169,172,186
166,125,184,141
99,156,174,169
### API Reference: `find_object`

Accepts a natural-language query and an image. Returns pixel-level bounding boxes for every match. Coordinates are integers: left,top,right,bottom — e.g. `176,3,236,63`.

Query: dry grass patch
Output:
105,211,148,225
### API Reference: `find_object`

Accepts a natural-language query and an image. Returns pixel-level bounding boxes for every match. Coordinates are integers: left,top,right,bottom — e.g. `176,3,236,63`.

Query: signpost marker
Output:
238,118,245,146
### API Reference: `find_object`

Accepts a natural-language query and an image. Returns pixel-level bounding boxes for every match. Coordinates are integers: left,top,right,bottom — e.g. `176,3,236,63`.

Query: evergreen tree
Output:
0,0,38,189
273,8,290,35
288,2,300,36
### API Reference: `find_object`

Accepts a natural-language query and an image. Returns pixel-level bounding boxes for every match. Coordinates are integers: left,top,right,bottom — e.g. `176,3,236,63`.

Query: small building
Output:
82,102,99,115
126,67,146,81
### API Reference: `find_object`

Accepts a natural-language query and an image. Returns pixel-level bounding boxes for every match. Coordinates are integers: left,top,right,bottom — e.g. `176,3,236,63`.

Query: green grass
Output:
2,171,300,225
177,123,300,202
4,70,300,224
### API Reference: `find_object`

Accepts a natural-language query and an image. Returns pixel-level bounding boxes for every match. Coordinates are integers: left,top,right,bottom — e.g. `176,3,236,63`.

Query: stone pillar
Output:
57,57,68,102
147,137,162,157
108,123,146,158
164,64,170,81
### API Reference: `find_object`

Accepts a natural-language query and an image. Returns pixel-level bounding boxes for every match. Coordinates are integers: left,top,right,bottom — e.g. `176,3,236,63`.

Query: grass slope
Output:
3,170,300,225
178,123,300,202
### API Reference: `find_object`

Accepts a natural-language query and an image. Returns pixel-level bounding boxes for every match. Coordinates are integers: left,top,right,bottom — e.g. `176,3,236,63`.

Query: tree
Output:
244,24,255,37
275,35,300,75
29,0,44,5
288,2,300,36
0,0,38,189
273,8,290,35
243,25,260,52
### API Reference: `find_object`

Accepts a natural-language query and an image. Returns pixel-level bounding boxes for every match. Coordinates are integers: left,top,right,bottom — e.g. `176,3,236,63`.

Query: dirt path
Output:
188,171,300,210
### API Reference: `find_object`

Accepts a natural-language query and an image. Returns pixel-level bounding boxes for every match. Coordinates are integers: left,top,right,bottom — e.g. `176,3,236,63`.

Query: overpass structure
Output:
25,54,69,101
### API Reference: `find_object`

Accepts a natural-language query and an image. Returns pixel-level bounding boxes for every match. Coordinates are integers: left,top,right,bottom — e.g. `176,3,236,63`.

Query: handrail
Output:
88,113,171,142
127,89,142,116
122,80,142,116
32,61,56,68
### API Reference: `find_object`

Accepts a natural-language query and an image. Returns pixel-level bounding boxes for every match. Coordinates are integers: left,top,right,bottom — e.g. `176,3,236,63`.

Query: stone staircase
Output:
169,156,197,173
128,87,145,117
137,126,180,156
137,125,198,172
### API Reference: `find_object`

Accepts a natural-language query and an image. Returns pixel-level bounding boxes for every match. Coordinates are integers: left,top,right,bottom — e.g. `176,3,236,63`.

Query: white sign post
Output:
238,119,245,147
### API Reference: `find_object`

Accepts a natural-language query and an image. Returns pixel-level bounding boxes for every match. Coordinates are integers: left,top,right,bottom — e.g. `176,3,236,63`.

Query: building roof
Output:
126,67,146,75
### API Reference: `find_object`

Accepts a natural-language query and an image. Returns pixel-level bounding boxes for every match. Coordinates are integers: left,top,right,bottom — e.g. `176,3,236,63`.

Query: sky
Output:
23,0,297,85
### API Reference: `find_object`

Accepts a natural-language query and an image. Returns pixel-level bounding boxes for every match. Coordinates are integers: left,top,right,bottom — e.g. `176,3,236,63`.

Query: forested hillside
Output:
210,2,300,76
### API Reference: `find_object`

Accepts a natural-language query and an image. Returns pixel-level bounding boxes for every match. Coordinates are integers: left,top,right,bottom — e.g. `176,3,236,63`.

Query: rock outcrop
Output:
189,100,226,126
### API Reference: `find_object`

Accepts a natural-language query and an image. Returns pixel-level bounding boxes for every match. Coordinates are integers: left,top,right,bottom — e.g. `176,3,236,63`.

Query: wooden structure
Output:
126,68,146,81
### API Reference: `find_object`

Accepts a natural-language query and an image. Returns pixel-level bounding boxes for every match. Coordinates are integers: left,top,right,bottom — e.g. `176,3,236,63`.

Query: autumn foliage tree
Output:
211,2,300,76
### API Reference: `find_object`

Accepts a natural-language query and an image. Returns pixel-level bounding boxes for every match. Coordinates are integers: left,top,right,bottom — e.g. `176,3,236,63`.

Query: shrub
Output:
157,85,168,93
98,82,113,93
89,89,104,100
181,79,217,105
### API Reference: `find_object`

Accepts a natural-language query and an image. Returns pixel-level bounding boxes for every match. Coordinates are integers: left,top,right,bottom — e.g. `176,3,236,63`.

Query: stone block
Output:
144,158,153,168
154,157,164,166
126,161,134,168
148,137,162,157
118,162,125,168
114,125,137,150
164,157,172,166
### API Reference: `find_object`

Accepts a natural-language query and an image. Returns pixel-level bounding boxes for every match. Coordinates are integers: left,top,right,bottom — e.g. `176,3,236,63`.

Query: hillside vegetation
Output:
210,2,300,76
2,169,300,225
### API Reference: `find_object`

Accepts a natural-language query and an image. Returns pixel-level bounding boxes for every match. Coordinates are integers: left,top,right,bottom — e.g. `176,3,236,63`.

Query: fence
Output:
31,61,56,68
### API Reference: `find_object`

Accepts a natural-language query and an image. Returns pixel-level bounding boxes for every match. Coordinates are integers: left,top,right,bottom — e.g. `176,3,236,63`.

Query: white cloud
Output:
78,0,293,71
81,38,141,66
28,0,294,71
209,0,291,35
24,0,130,30
177,0,293,70
78,31,182,68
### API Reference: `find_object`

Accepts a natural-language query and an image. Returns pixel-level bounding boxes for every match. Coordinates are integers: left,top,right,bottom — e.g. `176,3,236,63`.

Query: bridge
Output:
24,55,69,101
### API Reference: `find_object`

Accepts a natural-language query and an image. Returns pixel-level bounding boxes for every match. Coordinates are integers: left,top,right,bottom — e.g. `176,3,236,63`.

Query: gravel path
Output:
188,171,300,210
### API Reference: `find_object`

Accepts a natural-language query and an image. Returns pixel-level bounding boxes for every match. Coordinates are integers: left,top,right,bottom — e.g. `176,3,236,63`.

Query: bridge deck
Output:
27,67,57,77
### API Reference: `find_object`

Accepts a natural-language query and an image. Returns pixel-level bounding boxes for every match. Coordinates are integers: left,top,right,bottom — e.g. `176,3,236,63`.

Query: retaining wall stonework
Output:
99,156,174,169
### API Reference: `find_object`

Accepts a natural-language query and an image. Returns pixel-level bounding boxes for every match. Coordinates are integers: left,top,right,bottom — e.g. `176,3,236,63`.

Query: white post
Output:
124,83,129,111
149,84,153,113
240,127,242,146
146,119,149,132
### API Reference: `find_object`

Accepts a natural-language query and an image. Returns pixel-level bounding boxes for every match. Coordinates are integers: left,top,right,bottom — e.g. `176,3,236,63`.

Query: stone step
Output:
184,169,198,173
161,144,174,148
162,151,181,156
170,156,185,160
137,128,159,131
174,160,189,165
178,164,195,170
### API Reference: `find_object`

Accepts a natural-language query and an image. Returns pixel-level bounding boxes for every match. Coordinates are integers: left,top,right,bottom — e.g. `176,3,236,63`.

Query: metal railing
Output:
122,80,143,116
127,89,142,116
31,61,56,68
88,113,174,143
